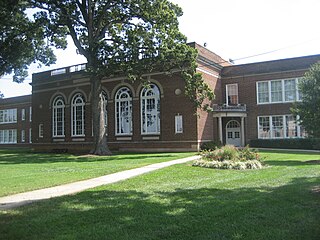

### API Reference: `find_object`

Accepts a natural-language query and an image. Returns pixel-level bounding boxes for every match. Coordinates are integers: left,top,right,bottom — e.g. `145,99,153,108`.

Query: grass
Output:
0,149,195,197
0,150,320,239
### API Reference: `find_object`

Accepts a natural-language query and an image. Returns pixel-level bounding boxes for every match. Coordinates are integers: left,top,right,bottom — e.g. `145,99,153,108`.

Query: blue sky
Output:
2,0,320,97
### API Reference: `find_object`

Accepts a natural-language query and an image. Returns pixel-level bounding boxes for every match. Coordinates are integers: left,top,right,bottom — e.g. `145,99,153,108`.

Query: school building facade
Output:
1,43,319,152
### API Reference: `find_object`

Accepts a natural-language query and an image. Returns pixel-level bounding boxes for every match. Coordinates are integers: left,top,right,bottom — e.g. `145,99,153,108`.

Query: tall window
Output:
271,116,284,138
226,84,238,105
141,84,160,134
115,87,132,135
52,96,65,137
258,116,270,139
175,115,183,134
29,107,32,122
284,79,296,102
21,109,25,121
71,93,85,136
257,82,269,104
270,80,282,102
21,130,25,142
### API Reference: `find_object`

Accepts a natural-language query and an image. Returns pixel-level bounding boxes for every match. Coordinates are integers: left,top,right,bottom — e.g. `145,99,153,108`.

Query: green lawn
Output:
0,149,195,197
0,150,320,240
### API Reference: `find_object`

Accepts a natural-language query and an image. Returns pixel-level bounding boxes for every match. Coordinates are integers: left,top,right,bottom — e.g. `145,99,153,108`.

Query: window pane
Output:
286,115,297,138
257,82,269,103
227,84,238,105
271,81,282,102
284,79,296,102
272,116,284,138
258,117,270,139
175,115,183,133
116,87,132,135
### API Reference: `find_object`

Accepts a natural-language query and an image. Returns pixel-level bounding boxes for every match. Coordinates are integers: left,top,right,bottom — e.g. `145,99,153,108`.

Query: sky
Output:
2,0,320,98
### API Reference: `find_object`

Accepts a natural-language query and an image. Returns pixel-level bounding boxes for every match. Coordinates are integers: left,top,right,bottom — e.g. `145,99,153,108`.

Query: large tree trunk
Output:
90,74,112,155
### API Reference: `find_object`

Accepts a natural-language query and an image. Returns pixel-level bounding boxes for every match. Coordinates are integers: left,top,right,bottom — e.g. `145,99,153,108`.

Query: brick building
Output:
1,43,319,152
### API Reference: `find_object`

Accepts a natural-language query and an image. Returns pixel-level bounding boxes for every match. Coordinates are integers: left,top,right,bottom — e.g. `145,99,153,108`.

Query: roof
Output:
221,54,320,77
0,95,32,105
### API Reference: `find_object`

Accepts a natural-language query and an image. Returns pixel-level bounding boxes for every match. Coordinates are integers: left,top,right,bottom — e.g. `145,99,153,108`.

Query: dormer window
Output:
226,84,238,105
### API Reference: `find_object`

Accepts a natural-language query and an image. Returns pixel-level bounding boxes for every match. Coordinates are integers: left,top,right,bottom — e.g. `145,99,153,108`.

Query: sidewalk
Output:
0,155,200,210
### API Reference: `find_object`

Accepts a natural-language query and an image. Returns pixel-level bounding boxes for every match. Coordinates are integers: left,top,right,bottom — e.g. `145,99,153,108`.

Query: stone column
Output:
241,117,245,147
218,117,223,144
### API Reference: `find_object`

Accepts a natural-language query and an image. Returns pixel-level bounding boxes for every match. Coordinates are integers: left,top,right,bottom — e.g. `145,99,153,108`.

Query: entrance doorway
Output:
226,120,241,147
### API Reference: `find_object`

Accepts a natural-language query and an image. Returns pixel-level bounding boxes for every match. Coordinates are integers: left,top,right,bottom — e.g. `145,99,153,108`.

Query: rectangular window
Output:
21,109,25,121
270,80,283,102
257,78,301,104
29,128,32,143
0,109,17,124
257,82,269,103
258,115,305,139
175,115,183,133
0,129,17,144
39,124,43,138
29,107,32,122
296,78,302,101
226,84,238,105
21,130,25,142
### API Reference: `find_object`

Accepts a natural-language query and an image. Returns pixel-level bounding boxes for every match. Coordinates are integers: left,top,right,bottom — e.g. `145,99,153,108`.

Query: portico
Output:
213,104,247,147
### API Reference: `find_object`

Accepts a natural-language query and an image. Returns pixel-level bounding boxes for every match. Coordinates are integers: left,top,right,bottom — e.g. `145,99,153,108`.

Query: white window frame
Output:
0,109,17,124
257,115,305,139
141,84,161,135
0,129,17,144
21,130,25,142
29,107,32,122
115,87,133,136
29,128,32,143
52,96,65,137
226,84,238,105
21,109,25,121
257,78,302,104
39,124,44,138
71,93,85,137
175,115,183,134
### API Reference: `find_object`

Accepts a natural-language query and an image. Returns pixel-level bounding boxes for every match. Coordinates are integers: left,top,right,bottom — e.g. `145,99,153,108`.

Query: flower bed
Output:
193,145,264,170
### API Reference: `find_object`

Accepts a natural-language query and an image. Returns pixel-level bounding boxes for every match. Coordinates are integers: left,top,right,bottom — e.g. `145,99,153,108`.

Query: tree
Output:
0,0,67,83
27,0,214,155
291,62,320,137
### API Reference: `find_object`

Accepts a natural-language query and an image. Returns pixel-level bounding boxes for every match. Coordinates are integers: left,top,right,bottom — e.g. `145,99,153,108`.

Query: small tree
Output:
291,62,320,137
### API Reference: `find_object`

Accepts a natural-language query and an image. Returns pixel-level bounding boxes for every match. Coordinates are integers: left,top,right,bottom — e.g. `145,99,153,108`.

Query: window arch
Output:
115,87,132,135
52,96,65,137
141,84,160,134
71,93,85,136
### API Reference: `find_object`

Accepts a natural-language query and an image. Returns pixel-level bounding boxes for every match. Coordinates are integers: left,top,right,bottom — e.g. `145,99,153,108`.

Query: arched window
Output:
141,84,160,134
115,87,132,135
71,93,85,136
52,96,65,137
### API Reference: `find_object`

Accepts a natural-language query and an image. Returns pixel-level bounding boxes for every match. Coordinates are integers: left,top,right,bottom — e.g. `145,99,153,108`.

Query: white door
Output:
226,120,241,147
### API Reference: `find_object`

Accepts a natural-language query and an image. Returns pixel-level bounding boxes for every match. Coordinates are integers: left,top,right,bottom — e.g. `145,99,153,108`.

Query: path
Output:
0,155,200,210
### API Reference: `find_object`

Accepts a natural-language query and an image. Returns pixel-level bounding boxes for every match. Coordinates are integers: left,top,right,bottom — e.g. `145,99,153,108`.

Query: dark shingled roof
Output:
221,54,320,77
0,95,31,104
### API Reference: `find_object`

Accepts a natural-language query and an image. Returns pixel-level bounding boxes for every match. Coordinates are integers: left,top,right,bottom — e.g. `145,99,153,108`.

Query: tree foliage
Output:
0,0,67,83
291,62,320,137
3,0,215,154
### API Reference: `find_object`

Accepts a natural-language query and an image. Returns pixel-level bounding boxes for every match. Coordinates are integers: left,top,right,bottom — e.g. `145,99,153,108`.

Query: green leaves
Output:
291,62,320,137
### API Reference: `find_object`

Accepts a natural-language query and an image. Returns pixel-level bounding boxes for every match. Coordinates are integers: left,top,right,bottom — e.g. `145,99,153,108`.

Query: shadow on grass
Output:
264,160,320,166
0,150,176,164
1,177,319,240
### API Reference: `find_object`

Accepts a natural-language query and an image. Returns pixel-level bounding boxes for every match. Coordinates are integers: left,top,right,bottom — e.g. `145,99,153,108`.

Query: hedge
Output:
250,138,320,150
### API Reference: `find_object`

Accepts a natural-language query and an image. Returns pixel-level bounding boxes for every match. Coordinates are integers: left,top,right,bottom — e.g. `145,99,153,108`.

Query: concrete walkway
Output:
0,155,200,210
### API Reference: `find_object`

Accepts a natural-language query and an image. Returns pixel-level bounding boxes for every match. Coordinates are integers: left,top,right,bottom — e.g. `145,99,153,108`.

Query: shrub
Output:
200,141,222,151
194,145,264,170
250,138,320,150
